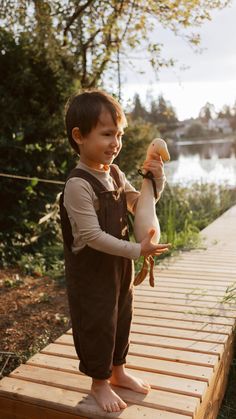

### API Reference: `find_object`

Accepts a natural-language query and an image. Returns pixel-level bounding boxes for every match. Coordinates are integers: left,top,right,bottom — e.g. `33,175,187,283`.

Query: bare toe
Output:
113,402,120,412
119,399,127,409
91,380,127,412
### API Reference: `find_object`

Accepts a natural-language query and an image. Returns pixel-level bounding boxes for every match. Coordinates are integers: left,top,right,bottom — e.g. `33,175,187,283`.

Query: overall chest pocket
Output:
98,190,128,239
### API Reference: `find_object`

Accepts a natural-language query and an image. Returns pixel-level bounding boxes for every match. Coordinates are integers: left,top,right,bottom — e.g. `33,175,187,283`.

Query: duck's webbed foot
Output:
133,257,149,286
149,256,155,287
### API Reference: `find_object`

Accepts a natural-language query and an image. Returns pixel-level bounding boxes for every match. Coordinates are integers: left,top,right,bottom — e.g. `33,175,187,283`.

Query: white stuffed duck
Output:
133,138,170,286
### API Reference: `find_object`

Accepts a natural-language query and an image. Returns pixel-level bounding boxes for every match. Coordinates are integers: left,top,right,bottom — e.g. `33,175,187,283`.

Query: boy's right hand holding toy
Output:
140,229,170,257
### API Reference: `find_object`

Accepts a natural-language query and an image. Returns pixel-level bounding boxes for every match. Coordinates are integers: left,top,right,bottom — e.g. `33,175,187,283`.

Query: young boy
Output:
60,89,169,413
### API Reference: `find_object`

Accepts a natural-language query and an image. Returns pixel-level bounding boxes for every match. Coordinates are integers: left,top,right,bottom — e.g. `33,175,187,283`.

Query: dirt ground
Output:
0,268,71,377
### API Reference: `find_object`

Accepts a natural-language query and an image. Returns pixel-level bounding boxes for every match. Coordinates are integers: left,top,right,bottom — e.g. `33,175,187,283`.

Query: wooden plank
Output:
136,284,231,294
171,265,236,271
65,322,228,344
134,289,230,303
139,284,231,296
133,308,235,326
160,268,236,276
9,365,199,417
183,256,236,262
163,252,236,260
126,355,212,382
155,267,236,276
65,328,225,355
135,287,229,297
145,276,235,288
157,268,235,280
128,343,218,368
195,332,234,419
66,328,225,355
169,259,236,267
130,332,224,356
130,324,228,344
27,353,207,399
133,295,236,311
56,335,218,367
155,270,236,281
169,249,236,256
132,316,232,334
173,255,236,262
0,378,191,419
133,300,236,318
40,343,213,382
0,396,85,419
173,260,236,267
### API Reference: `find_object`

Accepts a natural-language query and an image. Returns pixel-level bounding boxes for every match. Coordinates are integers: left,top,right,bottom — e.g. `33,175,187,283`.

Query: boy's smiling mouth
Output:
105,151,117,157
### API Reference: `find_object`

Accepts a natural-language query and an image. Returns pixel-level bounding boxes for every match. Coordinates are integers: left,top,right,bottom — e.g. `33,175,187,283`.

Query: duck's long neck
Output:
139,179,156,205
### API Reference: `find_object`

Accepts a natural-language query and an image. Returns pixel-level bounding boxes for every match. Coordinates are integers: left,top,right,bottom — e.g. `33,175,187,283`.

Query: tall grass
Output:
158,181,236,246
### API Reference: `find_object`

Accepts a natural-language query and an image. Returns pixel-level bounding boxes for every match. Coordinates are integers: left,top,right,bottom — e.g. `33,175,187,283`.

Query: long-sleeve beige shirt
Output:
63,161,165,260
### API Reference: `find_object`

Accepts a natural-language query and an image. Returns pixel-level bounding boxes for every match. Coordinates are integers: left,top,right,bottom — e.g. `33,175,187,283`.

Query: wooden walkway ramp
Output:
1,205,236,419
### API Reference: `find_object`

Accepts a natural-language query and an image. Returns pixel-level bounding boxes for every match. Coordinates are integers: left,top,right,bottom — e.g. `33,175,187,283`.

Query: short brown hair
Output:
65,89,127,153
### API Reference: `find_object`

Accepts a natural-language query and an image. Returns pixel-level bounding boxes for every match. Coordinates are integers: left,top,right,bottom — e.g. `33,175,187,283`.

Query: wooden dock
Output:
1,205,236,418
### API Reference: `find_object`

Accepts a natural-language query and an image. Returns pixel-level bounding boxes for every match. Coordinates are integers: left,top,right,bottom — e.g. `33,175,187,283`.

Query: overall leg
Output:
68,248,122,380
112,258,133,366
111,258,151,394
65,247,128,413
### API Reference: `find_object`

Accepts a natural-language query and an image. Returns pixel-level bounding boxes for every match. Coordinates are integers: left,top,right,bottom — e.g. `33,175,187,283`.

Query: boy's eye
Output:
102,132,123,139
103,132,123,138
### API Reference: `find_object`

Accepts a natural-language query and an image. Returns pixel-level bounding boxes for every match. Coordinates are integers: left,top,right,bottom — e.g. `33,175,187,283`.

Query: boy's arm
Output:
64,178,141,259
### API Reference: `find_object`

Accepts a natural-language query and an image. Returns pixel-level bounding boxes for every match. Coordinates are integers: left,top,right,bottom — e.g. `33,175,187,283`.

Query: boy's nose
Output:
111,137,119,147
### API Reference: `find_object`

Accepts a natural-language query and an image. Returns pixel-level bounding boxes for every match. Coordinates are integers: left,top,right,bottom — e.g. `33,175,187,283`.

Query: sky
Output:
118,0,236,121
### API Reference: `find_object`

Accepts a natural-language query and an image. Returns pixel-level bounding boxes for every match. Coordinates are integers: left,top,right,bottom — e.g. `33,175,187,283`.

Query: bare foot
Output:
91,379,127,413
110,366,151,394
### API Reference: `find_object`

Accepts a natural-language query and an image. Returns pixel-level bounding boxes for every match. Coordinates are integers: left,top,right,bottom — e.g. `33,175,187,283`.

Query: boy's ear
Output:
72,127,83,145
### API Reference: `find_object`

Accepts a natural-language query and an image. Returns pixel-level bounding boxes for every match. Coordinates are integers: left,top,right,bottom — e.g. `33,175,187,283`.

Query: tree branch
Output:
63,0,95,46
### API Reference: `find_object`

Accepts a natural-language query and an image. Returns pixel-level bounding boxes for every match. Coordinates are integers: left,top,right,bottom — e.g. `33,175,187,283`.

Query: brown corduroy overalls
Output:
59,165,134,380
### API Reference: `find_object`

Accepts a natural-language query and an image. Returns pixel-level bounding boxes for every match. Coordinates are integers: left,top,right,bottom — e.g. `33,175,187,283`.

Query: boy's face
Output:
73,108,124,170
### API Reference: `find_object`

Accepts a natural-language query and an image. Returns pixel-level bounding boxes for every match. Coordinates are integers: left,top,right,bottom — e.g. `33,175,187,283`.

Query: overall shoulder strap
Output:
65,168,108,195
110,165,121,189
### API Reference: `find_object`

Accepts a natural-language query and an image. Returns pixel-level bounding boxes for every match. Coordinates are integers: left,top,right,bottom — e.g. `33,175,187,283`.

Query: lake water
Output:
165,153,236,187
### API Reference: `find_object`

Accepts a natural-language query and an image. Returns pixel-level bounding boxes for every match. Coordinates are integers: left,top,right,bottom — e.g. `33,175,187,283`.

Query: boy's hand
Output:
142,154,165,179
140,229,171,257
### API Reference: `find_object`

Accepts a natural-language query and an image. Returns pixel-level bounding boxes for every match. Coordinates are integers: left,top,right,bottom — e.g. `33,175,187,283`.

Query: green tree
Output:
199,102,216,122
148,95,178,133
0,28,74,264
0,0,231,88
230,101,236,131
217,104,232,119
130,94,148,121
